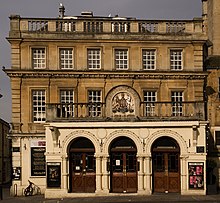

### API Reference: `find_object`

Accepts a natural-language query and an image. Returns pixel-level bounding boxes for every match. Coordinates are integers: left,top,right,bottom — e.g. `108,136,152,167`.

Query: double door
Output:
70,152,96,193
111,151,137,193
153,152,180,193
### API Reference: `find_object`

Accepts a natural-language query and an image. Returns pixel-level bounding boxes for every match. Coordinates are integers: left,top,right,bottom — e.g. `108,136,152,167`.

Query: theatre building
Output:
5,3,209,198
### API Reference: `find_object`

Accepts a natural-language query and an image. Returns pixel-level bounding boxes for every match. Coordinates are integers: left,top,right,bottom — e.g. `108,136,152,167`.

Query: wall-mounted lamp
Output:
24,144,27,150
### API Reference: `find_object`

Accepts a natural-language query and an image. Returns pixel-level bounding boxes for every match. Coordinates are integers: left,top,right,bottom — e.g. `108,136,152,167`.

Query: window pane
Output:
170,50,182,70
115,49,128,70
87,49,101,69
60,90,74,117
32,48,46,69
144,91,157,116
219,78,220,99
171,91,183,116
32,90,46,122
215,131,220,145
142,49,156,70
88,90,102,117
60,49,73,69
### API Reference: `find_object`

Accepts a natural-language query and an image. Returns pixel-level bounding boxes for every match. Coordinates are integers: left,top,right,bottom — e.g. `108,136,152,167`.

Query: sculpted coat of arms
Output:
112,92,134,114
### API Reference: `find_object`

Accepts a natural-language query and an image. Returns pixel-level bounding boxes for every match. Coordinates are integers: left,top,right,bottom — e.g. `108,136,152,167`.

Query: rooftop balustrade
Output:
9,15,204,36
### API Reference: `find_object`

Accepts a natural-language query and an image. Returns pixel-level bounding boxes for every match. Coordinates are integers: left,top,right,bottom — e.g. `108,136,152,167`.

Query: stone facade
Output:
203,0,220,192
5,2,212,197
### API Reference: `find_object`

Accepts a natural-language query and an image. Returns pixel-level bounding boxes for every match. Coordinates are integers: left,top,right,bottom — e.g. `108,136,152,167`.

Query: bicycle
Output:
24,180,41,196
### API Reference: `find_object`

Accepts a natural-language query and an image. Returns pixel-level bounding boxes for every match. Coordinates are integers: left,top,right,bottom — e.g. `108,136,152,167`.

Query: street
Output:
1,194,220,203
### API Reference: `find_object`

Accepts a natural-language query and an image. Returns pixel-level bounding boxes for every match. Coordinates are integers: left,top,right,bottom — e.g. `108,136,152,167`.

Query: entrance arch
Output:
152,136,180,193
109,136,137,193
69,137,96,193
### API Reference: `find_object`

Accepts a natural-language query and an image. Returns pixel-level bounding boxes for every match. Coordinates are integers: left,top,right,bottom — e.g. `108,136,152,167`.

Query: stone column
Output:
137,155,145,194
62,155,69,191
62,155,69,192
102,155,110,193
144,155,152,195
95,155,102,194
180,155,188,194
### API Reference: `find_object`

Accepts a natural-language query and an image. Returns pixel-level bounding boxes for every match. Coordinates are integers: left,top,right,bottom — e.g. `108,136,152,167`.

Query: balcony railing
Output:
46,101,205,122
10,15,204,35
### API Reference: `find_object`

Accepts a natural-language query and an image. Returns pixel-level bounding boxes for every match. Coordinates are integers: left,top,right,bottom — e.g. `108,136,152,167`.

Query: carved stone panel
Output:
105,86,140,118
112,92,134,115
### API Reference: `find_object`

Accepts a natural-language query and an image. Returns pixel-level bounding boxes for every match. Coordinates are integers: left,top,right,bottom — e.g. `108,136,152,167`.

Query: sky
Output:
0,0,202,123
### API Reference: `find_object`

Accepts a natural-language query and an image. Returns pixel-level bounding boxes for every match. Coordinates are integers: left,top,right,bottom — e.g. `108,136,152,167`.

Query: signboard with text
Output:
31,147,46,176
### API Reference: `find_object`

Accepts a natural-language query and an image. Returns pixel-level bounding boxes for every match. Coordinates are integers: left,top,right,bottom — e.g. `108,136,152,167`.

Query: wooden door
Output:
153,152,180,193
71,152,96,193
111,152,137,193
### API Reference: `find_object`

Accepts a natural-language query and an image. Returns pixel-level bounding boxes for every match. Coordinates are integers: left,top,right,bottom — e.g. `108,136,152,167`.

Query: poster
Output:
31,147,46,176
188,162,204,189
47,163,61,188
12,167,21,180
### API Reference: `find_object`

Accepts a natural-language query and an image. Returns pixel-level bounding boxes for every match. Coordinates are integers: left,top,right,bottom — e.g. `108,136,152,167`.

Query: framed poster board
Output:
47,162,61,188
12,167,21,180
188,162,204,189
31,147,46,176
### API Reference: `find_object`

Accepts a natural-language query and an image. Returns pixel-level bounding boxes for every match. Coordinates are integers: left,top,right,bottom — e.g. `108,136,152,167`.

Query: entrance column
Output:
102,155,110,193
180,155,188,194
137,155,145,194
144,155,152,194
95,154,102,194
62,155,69,191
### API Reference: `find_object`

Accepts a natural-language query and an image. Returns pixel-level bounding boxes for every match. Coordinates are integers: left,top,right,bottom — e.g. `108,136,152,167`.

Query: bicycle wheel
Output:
24,188,30,196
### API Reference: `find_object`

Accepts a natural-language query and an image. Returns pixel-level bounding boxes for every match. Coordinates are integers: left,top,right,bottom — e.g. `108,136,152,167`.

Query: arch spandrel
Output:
103,130,143,154
62,130,101,154
145,130,188,155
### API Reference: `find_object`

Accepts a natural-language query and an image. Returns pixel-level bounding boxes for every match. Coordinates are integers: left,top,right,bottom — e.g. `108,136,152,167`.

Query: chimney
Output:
59,3,65,18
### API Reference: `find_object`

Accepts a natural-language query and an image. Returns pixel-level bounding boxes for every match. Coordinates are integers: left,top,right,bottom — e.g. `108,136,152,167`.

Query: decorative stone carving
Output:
192,125,198,146
112,92,134,114
105,85,140,118
97,128,107,139
49,126,60,147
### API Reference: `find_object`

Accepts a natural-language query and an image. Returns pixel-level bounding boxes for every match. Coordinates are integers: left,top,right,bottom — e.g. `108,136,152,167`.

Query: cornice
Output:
4,69,208,80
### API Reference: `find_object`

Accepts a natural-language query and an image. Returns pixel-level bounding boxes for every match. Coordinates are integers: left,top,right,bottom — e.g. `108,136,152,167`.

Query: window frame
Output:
218,78,220,99
215,130,220,146
32,48,46,69
114,48,129,70
88,90,102,117
143,91,157,116
171,91,183,116
170,49,183,70
60,89,75,117
87,48,101,70
59,48,74,69
142,49,156,70
32,90,46,123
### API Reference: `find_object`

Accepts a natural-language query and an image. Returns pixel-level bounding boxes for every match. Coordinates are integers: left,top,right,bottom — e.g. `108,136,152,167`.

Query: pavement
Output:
2,194,220,203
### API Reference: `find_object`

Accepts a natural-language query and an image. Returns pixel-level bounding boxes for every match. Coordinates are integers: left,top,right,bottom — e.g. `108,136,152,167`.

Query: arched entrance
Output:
152,136,180,193
109,136,137,193
69,137,96,193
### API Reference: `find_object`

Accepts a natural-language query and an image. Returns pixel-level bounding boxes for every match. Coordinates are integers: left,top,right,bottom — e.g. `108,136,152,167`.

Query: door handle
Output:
83,169,86,176
123,166,126,175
